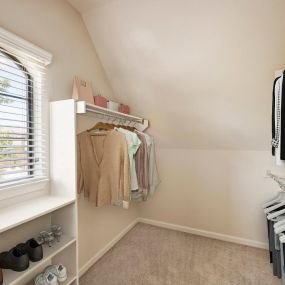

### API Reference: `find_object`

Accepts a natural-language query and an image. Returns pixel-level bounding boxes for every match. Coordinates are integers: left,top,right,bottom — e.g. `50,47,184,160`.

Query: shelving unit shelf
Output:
0,196,75,234
59,274,77,285
27,273,77,285
3,236,76,285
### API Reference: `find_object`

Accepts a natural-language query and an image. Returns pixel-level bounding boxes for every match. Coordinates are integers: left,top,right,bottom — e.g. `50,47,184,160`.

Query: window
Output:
0,43,49,187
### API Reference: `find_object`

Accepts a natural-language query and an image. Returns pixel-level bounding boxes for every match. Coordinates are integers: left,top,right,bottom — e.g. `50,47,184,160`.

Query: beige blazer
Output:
77,130,131,207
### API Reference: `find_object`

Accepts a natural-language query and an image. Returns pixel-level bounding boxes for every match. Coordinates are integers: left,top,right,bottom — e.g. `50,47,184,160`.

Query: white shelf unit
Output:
0,196,75,234
0,99,147,285
0,99,79,285
0,203,78,285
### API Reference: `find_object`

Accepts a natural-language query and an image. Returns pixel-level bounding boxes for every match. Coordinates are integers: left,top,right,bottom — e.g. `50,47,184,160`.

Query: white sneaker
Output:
45,264,67,282
34,272,58,285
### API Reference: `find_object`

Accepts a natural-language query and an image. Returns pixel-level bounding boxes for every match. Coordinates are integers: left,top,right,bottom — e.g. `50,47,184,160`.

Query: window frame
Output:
0,27,52,202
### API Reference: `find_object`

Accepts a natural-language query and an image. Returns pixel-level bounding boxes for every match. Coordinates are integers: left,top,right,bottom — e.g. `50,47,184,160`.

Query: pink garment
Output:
94,95,108,108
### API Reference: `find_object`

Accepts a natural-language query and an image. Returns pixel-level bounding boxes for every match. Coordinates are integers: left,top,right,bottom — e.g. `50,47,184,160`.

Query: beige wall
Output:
0,0,139,269
141,149,279,243
74,0,285,244
77,0,285,149
0,0,114,102
3,0,285,273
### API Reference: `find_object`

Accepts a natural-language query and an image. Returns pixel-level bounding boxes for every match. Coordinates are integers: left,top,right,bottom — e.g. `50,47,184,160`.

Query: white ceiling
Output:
67,0,285,150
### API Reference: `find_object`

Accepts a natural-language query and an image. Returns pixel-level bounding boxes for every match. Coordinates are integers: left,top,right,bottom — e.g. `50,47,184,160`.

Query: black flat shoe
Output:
16,239,43,262
0,247,29,272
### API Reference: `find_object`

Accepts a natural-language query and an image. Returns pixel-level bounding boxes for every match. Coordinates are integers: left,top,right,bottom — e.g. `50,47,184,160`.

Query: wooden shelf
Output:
3,235,76,285
0,195,75,234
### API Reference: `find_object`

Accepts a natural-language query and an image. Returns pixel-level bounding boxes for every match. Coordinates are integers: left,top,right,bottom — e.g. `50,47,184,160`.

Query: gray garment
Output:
268,219,282,278
148,136,160,195
281,240,285,285
132,132,161,201
136,132,160,195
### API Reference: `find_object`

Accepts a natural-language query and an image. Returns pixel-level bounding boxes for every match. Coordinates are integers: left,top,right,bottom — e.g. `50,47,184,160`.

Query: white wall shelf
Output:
3,235,76,285
0,195,75,234
76,100,149,131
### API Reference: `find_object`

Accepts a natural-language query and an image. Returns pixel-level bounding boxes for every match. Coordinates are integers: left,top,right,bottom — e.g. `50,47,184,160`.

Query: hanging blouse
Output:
116,128,141,191
77,130,131,208
133,133,149,200
135,131,161,197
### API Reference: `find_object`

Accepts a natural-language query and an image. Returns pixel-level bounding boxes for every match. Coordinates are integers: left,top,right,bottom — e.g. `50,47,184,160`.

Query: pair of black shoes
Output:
0,239,43,285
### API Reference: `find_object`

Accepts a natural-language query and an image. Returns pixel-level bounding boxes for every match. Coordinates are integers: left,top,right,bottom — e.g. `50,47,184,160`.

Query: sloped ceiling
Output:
67,0,98,14
67,0,285,149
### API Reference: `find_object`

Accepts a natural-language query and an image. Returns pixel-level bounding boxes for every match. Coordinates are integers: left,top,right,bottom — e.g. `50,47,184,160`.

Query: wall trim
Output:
138,218,268,249
79,218,139,277
80,217,268,277
0,27,52,65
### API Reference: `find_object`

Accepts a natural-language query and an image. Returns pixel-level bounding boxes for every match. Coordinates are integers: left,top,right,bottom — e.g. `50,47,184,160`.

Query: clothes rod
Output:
76,101,149,131
85,107,143,123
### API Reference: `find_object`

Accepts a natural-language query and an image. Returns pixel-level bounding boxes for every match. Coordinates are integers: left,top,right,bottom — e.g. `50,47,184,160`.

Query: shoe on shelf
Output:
16,239,43,262
34,272,58,285
0,247,29,272
45,264,67,282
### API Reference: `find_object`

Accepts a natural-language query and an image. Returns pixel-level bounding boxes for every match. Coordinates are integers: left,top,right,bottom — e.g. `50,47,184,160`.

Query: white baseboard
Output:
79,218,139,277
138,218,268,249
80,217,268,277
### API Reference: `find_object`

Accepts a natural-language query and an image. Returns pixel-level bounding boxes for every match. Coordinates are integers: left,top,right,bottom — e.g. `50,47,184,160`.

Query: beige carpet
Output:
80,223,280,285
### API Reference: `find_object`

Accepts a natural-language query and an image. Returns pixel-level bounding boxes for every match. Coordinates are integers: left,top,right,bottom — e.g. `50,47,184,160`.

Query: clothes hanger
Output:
88,122,114,132
263,171,285,209
279,234,285,244
264,200,285,214
118,125,136,132
274,217,285,229
114,119,136,132
263,192,285,209
267,208,285,220
274,220,285,235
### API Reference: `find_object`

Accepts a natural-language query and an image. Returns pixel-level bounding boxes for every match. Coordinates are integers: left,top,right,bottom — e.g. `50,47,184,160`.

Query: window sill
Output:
0,178,49,202
0,194,76,234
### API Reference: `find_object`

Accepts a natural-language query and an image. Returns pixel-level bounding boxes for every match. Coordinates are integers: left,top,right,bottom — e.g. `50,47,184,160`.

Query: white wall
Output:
0,0,139,268
141,149,280,243
73,0,285,245
0,0,114,102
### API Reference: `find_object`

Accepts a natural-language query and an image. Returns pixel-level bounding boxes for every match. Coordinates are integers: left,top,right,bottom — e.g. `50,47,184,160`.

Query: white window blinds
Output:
0,29,52,186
